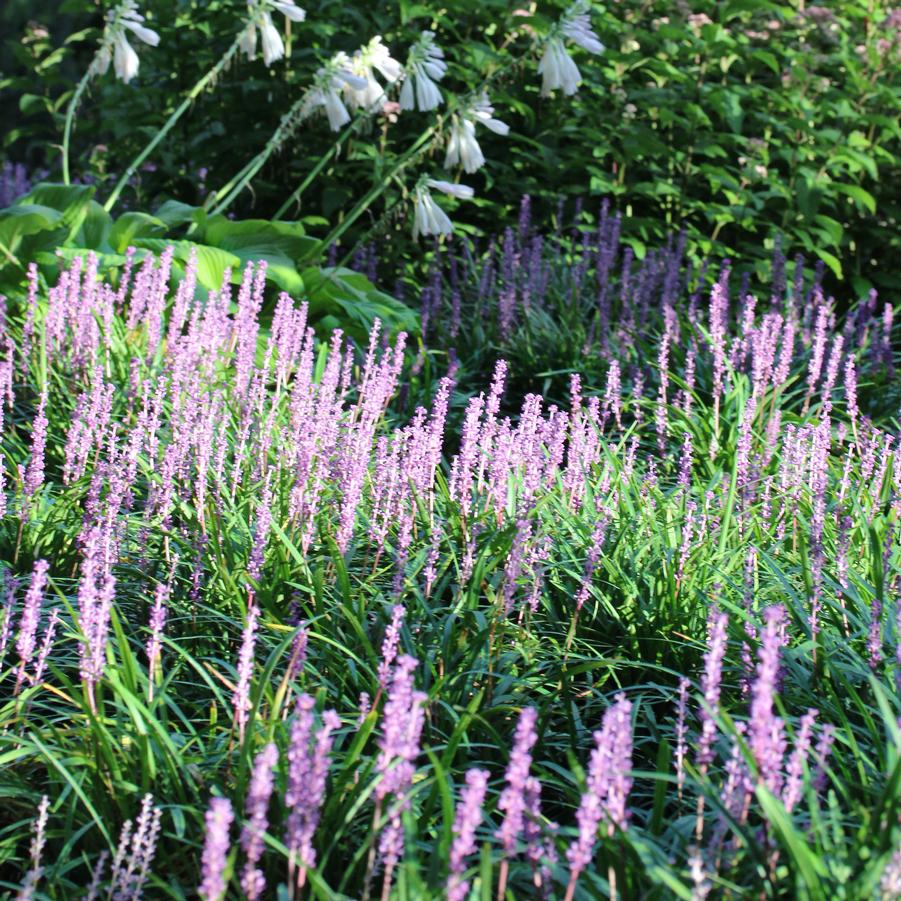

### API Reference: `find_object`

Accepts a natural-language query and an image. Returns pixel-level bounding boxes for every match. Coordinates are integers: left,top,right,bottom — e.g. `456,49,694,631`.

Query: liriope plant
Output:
1,200,900,899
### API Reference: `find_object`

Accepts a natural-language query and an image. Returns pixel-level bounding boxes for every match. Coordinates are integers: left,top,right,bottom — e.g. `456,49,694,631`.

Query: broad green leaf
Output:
109,212,167,253
202,217,317,295
0,204,63,253
19,182,95,234
75,200,114,252
154,199,205,228
833,183,877,214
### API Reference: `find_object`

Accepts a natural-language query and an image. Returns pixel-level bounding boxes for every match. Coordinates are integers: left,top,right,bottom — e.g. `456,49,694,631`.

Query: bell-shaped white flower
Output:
400,31,446,111
411,179,474,240
301,52,369,131
239,22,258,59
538,36,582,96
369,38,403,83
259,12,285,65
412,185,453,240
539,2,604,97
344,37,403,112
471,92,510,136
113,30,141,83
93,1,159,83
427,179,475,200
445,118,484,174
241,0,306,66
561,3,605,54
94,44,112,76
119,1,161,47
271,0,306,22
444,92,509,174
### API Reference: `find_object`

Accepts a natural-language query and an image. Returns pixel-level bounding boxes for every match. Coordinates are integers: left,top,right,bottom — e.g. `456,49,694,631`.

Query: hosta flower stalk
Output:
538,1,604,97
400,31,447,111
411,179,475,240
444,92,509,174
239,0,306,66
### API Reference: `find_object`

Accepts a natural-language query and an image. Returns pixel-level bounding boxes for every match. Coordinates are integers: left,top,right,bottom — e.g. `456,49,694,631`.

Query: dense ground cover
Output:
2,0,901,897
0,207,900,899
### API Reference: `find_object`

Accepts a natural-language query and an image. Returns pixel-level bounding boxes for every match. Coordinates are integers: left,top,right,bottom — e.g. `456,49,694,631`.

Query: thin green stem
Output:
103,31,246,212
273,134,349,221
311,126,436,259
209,91,320,218
61,69,95,186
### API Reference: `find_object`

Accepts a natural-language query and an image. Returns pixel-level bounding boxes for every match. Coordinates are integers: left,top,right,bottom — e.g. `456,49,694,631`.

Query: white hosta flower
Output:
400,31,447,111
539,1,604,97
344,37,403,112
239,22,258,59
119,2,161,46
113,30,141,82
538,37,582,96
93,0,159,84
411,179,475,240
270,0,306,21
561,3,605,54
444,92,509,173
301,52,368,130
412,186,453,240
445,119,484,173
259,12,284,65
470,92,510,135
240,0,306,66
427,179,475,199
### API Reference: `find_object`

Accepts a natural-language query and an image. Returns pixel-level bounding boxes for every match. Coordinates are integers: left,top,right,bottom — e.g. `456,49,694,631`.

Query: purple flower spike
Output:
375,654,427,895
241,742,279,901
199,797,234,901
16,559,49,691
748,605,787,794
696,609,728,770
233,599,259,744
565,693,633,899
377,604,405,691
496,706,539,857
447,769,489,901
286,694,340,889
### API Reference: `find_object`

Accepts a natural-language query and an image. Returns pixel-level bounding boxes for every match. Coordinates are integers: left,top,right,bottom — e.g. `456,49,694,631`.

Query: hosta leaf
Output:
109,212,167,253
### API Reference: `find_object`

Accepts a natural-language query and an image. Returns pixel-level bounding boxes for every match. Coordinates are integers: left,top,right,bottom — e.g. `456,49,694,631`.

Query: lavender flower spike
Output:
16,559,50,691
748,605,787,795
565,694,633,900
233,598,259,744
696,609,729,770
146,581,168,701
241,742,279,901
108,793,162,899
375,654,427,899
286,694,341,889
16,794,49,901
199,797,234,901
447,769,489,901
377,604,405,691
496,706,539,856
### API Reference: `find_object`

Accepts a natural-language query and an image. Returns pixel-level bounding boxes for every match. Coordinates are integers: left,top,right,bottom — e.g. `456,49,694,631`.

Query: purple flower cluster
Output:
285,694,340,888
496,706,539,856
375,654,427,892
199,797,234,901
565,693,633,896
748,605,787,794
446,768,489,901
241,742,279,900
